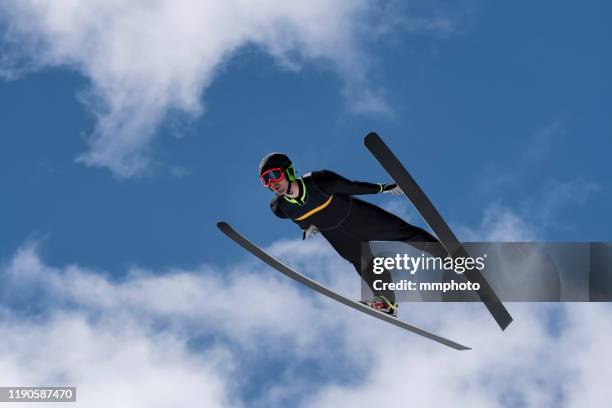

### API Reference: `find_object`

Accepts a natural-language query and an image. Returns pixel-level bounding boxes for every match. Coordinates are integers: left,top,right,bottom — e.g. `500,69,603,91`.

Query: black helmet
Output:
259,152,296,185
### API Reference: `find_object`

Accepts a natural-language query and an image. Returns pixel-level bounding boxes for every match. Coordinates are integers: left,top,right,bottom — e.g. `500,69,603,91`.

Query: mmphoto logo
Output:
364,242,612,302
372,253,487,275
372,278,481,292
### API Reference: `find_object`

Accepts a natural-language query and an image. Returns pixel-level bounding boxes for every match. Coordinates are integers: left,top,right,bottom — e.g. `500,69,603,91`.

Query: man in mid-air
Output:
260,152,445,316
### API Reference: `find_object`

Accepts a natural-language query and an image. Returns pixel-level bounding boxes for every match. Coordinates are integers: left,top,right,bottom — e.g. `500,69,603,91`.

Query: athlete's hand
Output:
302,225,320,240
382,183,404,196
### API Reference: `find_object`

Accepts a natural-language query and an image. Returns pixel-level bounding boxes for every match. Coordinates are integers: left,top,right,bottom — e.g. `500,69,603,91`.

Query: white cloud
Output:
0,0,469,177
0,242,353,407
2,232,611,407
0,0,400,177
463,180,599,243
0,313,238,408
458,203,539,242
305,302,612,408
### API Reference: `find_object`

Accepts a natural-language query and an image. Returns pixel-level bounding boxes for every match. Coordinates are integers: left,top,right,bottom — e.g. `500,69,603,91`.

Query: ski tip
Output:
216,221,230,231
364,131,380,146
499,316,513,331
487,302,514,330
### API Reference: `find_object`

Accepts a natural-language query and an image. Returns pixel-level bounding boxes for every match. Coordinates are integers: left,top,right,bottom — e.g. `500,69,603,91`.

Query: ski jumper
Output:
270,170,446,303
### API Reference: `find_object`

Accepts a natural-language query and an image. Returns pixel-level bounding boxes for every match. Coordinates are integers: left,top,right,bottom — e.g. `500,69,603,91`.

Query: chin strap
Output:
286,180,293,195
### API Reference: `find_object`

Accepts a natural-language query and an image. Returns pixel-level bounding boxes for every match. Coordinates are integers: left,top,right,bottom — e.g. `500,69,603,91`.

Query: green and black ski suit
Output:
270,170,446,303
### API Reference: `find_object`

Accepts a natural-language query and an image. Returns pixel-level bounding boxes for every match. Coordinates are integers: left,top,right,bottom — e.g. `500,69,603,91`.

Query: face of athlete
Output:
269,177,289,195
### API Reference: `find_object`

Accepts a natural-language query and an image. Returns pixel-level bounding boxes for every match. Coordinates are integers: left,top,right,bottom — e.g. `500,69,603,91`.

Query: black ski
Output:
218,221,471,351
364,132,513,330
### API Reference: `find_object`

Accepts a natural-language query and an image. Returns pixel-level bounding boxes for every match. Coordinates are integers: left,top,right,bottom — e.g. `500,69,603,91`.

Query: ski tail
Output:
364,132,513,330
217,221,471,351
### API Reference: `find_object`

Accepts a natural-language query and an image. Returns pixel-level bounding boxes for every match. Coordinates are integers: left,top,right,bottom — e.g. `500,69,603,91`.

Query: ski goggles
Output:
260,168,285,187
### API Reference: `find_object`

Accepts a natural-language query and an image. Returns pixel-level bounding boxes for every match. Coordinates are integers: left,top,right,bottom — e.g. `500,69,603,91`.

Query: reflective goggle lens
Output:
260,168,284,186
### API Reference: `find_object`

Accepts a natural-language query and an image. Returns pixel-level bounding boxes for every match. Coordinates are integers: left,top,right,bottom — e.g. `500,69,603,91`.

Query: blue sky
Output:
1,1,610,271
1,1,611,407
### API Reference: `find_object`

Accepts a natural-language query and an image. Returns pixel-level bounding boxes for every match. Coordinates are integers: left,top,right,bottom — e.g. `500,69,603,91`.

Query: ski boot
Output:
360,296,398,317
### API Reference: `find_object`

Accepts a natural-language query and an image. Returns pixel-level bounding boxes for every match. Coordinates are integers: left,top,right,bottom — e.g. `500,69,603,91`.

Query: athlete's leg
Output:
320,229,396,303
343,201,474,301
360,242,396,304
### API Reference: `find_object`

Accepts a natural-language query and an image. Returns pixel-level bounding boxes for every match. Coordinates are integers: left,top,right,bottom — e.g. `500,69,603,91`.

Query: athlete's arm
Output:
312,170,396,196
